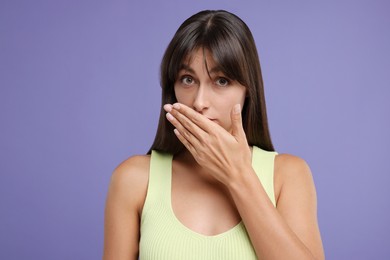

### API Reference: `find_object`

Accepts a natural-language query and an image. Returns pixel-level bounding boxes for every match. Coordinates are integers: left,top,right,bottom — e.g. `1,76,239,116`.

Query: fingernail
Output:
173,103,181,110
234,104,241,114
163,104,172,112
166,113,174,121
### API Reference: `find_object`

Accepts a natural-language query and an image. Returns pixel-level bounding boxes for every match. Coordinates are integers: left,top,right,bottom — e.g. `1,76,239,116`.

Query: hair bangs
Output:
204,33,248,87
150,10,274,155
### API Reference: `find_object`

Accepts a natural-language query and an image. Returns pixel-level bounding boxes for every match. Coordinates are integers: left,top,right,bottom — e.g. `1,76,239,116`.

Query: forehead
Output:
180,48,222,73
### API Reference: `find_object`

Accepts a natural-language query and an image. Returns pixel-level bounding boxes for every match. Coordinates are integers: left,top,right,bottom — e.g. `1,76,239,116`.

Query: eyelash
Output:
178,75,231,87
215,77,230,87
179,75,195,86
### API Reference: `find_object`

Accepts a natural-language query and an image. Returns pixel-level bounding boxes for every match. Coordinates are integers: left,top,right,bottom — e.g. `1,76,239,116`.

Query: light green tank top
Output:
139,146,277,259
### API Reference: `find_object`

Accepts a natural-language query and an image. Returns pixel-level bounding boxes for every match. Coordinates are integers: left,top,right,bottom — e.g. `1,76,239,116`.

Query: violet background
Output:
1,0,389,259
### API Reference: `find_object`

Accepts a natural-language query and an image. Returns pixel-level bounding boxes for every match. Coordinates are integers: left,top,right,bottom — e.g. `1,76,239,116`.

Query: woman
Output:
103,10,324,260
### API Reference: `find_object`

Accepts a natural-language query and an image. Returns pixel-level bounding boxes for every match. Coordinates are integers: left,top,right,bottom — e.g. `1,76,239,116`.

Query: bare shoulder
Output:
103,155,150,259
108,154,151,215
274,153,312,178
112,154,151,181
273,153,316,204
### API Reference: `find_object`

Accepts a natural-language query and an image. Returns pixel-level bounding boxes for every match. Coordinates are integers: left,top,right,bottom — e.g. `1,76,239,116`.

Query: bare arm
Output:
164,103,324,259
103,156,149,260
227,154,324,260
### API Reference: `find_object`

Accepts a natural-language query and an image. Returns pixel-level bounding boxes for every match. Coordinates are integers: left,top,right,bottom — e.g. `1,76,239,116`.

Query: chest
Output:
171,162,241,236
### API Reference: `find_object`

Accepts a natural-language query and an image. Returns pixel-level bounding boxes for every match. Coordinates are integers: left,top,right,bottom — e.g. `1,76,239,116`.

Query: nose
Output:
192,85,210,113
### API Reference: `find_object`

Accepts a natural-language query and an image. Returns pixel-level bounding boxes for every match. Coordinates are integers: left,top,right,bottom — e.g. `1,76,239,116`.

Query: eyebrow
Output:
179,64,223,75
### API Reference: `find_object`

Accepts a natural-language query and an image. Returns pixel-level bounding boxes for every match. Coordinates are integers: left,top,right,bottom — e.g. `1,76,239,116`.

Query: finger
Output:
168,107,207,140
230,104,246,140
173,128,198,157
163,104,173,112
171,103,213,133
166,112,203,146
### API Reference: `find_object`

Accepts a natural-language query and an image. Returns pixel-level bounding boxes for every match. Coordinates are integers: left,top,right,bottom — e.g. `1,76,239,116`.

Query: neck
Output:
174,149,198,166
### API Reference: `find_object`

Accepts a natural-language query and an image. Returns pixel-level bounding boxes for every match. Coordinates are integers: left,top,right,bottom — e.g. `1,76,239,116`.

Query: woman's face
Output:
174,48,246,133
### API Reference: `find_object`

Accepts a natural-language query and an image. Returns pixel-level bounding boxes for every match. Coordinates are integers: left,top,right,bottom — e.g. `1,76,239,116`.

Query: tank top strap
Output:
252,146,278,207
141,150,173,219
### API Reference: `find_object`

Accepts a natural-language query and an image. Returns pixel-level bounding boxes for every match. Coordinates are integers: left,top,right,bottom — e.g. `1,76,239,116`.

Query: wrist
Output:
225,164,256,192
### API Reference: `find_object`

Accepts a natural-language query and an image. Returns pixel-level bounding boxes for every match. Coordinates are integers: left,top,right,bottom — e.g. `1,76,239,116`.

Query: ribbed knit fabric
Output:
139,146,277,259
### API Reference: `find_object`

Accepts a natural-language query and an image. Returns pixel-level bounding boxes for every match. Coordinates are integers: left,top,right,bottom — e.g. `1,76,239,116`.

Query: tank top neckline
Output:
165,147,260,239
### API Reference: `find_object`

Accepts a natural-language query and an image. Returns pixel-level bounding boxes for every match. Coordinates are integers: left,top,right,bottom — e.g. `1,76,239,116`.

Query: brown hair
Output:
148,10,274,154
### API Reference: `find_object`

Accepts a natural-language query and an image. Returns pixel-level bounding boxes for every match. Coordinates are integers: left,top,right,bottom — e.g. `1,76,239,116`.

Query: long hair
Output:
148,10,274,154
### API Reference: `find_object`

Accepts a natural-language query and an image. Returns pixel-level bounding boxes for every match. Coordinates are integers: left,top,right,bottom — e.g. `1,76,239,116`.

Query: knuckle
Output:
182,119,191,129
192,113,200,124
197,151,206,162
181,129,190,140
202,137,212,147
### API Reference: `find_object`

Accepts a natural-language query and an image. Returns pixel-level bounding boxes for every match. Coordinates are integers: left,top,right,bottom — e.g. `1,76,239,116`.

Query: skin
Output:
103,49,325,259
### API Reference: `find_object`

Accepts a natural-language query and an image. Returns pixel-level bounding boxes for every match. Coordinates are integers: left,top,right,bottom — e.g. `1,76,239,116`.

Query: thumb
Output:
230,104,245,139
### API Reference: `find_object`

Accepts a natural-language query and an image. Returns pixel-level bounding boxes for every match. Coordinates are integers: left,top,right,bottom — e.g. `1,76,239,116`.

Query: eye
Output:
216,77,230,87
180,75,195,86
